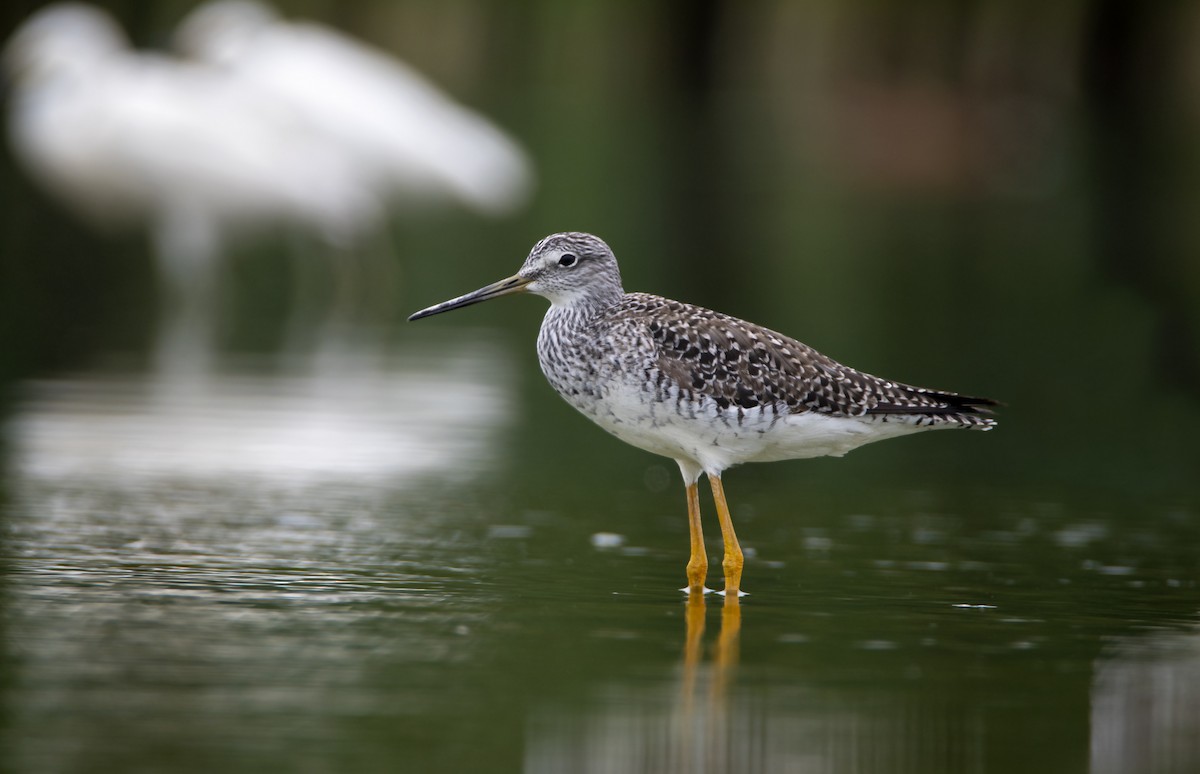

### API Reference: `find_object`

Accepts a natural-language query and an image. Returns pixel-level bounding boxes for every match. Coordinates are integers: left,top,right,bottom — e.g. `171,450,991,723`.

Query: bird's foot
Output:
680,584,716,595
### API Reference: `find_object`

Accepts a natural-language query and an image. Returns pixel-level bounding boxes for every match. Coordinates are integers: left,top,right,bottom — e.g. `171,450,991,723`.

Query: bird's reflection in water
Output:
523,592,745,774
676,592,742,770
9,343,512,491
681,592,741,713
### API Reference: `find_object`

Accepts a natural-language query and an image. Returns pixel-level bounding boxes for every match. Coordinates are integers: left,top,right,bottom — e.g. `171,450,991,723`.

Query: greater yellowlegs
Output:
409,232,998,596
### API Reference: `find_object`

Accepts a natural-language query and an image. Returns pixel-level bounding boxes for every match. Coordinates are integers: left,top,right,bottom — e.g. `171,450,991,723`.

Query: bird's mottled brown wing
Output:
611,293,997,426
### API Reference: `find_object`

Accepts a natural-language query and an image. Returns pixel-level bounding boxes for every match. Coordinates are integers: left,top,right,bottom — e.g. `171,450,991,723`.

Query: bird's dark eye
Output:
558,253,577,267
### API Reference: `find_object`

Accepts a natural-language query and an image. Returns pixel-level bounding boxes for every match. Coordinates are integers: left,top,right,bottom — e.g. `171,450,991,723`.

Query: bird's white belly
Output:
566,378,931,474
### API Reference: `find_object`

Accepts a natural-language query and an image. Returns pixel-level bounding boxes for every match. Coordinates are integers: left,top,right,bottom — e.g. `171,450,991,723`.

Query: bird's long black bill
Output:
408,274,531,321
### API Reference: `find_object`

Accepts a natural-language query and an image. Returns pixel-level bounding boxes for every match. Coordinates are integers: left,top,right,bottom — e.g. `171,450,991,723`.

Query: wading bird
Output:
411,232,999,596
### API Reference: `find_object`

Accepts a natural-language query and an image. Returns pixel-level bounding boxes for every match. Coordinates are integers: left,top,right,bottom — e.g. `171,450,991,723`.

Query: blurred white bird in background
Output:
5,4,380,244
173,0,534,218
5,3,382,385
5,1,535,389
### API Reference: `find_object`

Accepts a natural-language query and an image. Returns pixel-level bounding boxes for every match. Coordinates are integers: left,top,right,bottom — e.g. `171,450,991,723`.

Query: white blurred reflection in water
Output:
1,339,513,772
8,342,512,490
1091,629,1200,774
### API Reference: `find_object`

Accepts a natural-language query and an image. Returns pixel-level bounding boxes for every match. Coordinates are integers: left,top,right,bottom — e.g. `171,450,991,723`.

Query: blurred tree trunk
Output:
1083,0,1200,392
659,0,739,308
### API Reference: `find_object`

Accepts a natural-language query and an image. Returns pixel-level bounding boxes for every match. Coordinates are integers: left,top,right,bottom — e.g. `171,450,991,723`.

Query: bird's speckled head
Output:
517,232,624,307
408,231,625,321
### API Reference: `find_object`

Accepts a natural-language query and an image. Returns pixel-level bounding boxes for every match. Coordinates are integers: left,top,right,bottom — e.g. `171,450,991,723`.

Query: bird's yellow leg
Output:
708,475,744,596
683,481,708,594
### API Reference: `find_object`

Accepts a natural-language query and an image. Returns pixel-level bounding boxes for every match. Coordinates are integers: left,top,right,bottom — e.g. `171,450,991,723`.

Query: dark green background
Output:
1,2,1197,772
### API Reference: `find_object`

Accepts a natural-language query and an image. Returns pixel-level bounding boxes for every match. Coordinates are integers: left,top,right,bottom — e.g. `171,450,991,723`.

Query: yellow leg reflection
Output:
711,591,741,706
680,591,707,712
708,474,744,596
678,589,742,727
684,481,708,594
717,589,741,654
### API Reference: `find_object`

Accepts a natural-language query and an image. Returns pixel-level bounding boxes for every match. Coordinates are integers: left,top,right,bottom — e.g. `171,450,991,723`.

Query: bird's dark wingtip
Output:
865,391,1002,427
955,394,1002,411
